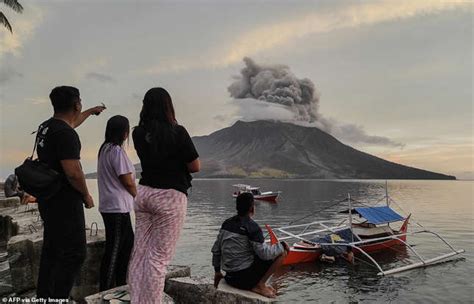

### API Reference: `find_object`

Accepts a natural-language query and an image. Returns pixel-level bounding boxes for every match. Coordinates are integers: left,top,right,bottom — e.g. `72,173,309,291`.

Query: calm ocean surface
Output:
85,179,473,303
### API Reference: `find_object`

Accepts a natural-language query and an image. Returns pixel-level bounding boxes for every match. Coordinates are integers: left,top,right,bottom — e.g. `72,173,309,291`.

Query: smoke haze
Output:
228,57,320,123
228,57,403,148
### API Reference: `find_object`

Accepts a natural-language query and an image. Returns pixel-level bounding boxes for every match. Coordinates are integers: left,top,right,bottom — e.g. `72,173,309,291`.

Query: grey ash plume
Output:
228,57,403,148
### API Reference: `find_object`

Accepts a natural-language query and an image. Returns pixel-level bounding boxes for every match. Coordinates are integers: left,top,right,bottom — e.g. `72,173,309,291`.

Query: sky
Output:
0,0,472,179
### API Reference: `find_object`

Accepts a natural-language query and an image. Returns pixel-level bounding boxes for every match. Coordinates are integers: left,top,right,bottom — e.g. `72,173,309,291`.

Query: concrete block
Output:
165,276,275,304
71,229,106,301
0,216,15,244
84,285,175,304
216,280,275,303
15,215,42,236
0,197,20,209
165,265,191,280
7,235,36,293
78,264,189,303
0,256,13,295
165,276,216,304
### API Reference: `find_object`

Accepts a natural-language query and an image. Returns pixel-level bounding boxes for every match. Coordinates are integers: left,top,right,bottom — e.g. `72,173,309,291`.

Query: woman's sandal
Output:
103,290,130,302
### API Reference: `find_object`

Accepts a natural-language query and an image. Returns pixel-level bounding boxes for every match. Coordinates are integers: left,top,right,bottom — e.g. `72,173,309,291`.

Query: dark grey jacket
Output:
211,215,284,273
4,174,20,198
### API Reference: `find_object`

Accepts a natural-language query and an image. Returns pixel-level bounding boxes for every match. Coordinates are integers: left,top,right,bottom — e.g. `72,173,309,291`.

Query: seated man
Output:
211,193,289,298
4,174,36,204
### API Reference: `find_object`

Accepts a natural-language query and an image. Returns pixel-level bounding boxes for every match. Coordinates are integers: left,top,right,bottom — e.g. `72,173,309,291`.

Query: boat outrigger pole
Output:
267,189,465,276
348,193,353,243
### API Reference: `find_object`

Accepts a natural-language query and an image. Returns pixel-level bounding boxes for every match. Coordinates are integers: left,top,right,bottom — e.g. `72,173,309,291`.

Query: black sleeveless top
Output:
132,124,199,195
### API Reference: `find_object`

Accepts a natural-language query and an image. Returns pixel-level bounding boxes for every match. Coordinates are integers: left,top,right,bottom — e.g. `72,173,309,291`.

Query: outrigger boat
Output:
232,184,281,202
265,192,464,276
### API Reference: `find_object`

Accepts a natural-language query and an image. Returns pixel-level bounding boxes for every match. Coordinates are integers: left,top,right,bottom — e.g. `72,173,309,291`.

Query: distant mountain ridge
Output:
191,120,455,179
86,120,455,180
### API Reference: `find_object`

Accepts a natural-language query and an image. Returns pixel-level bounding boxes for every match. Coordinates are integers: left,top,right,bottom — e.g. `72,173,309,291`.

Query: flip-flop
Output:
117,293,130,302
109,300,128,304
103,290,128,301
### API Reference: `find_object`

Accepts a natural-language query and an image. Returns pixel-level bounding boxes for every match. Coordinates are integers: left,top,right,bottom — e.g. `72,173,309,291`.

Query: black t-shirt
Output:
132,124,199,195
36,118,82,200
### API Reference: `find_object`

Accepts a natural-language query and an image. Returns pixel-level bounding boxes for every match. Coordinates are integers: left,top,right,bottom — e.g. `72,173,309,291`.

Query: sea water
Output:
85,179,473,303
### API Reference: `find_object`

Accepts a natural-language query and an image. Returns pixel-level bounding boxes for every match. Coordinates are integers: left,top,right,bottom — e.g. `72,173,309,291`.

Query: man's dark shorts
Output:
224,256,273,290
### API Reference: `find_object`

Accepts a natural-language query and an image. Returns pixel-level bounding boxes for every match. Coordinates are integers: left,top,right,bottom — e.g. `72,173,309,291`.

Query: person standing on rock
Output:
128,87,200,303
36,86,105,300
97,115,136,291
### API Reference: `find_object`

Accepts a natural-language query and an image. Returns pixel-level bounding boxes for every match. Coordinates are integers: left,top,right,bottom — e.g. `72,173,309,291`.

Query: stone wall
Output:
0,198,21,244
85,275,274,304
0,196,108,300
1,195,275,303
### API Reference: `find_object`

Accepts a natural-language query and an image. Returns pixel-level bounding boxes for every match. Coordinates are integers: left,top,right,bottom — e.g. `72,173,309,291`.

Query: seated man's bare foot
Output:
344,251,354,264
252,285,276,298
268,285,276,293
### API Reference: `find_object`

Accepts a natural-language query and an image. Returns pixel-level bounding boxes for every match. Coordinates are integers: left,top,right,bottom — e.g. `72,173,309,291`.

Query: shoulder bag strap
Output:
30,126,42,160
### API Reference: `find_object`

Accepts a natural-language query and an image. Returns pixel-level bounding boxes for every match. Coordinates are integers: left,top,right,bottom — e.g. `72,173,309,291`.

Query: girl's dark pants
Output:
99,212,134,291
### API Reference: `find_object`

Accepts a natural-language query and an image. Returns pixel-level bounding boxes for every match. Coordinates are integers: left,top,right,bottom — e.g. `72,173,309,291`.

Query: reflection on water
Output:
85,179,473,303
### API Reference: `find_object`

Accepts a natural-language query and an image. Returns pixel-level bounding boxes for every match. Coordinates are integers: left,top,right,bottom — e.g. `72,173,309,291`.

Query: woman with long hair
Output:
128,87,200,303
97,115,136,291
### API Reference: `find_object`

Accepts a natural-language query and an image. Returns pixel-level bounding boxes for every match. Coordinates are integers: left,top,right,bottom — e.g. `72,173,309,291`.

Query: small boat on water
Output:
265,192,464,276
232,184,281,202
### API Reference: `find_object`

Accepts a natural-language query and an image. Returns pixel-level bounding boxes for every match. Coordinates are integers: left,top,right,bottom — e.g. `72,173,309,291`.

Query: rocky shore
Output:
0,183,274,303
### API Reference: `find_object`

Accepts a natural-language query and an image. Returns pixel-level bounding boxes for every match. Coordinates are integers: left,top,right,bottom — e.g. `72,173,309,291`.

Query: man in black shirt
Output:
36,86,105,300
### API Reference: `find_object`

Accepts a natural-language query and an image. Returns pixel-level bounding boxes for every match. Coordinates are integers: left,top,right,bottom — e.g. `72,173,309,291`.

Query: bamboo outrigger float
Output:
266,189,464,276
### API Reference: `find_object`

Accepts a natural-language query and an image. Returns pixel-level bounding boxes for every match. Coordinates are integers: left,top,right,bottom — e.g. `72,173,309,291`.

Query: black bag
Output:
15,124,62,200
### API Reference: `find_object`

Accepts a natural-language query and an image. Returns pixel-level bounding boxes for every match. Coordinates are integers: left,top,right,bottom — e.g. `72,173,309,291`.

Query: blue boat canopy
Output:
353,206,405,225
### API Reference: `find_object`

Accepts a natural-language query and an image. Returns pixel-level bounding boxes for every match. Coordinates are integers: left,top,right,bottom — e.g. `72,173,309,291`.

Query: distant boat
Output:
232,184,281,202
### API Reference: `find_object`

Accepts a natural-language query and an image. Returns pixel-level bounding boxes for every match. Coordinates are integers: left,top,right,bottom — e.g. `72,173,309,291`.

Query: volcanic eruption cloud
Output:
228,57,403,148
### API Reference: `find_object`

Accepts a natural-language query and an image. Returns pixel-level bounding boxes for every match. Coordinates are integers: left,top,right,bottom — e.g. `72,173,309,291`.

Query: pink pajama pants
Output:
128,185,187,304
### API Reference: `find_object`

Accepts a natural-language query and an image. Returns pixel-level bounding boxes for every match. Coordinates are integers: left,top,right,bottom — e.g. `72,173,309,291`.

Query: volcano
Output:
191,120,455,179
87,120,455,179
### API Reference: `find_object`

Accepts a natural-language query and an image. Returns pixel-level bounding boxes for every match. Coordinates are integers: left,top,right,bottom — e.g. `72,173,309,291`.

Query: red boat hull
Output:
283,235,408,265
232,193,279,202
284,248,322,265
278,216,410,266
255,195,279,202
356,234,407,254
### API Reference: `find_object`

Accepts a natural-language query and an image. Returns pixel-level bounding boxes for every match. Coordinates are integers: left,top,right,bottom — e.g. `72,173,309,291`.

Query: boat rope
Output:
336,218,347,226
353,181,427,229
288,197,349,225
387,197,425,228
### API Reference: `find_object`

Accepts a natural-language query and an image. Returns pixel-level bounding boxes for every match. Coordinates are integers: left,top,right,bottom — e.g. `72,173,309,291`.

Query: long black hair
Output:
99,115,130,157
137,87,178,152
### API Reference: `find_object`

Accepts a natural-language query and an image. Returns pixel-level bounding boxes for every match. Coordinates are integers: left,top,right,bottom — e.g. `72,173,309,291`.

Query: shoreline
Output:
0,191,274,303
